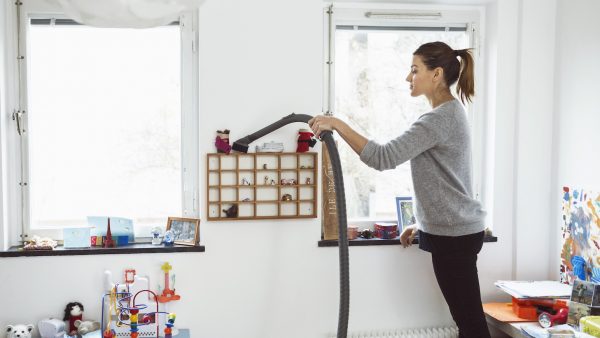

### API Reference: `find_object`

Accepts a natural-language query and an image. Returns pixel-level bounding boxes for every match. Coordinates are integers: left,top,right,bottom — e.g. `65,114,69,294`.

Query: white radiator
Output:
329,326,458,338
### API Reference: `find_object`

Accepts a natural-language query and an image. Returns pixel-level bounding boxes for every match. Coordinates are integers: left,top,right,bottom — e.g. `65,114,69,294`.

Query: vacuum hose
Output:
232,113,349,338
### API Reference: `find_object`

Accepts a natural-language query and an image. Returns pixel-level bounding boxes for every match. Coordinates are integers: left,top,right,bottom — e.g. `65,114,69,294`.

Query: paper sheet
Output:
495,280,572,299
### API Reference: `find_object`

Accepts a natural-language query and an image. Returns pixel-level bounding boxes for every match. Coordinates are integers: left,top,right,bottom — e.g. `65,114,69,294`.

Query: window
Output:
327,6,482,222
6,1,199,243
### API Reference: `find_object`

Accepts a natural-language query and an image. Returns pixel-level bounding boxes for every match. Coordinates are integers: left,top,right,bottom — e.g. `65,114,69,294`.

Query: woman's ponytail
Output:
455,49,475,104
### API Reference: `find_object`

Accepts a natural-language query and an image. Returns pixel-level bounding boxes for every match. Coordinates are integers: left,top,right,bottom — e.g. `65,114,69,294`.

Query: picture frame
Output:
166,217,200,246
571,279,596,306
396,197,416,232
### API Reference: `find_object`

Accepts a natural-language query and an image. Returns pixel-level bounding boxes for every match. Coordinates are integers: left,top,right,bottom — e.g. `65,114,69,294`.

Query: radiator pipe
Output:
232,113,349,338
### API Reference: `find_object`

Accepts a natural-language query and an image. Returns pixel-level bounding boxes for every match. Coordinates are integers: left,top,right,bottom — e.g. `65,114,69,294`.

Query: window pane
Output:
335,28,469,220
27,23,181,229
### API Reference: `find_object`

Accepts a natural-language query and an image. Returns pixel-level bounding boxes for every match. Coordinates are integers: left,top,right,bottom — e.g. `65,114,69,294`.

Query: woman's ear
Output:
433,67,444,82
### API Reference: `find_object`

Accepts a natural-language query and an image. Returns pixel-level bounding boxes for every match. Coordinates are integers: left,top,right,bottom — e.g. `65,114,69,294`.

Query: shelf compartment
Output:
256,203,279,217
299,201,315,216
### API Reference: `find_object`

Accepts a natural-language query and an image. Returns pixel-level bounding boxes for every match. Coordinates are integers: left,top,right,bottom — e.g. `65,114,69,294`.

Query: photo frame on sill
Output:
395,197,416,232
166,217,200,246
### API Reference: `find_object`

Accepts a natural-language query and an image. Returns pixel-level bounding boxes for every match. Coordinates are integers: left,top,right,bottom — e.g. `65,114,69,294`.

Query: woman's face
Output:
405,55,435,97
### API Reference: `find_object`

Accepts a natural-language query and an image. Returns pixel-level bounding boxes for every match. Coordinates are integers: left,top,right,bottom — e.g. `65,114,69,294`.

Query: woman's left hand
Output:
400,225,418,248
308,115,337,138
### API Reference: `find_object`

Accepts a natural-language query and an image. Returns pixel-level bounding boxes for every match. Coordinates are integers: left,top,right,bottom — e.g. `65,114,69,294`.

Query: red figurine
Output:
215,129,231,154
103,218,114,248
296,129,317,152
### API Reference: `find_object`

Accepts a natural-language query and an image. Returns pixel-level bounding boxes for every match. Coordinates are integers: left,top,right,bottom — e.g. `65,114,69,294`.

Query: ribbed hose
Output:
232,114,349,338
321,131,349,338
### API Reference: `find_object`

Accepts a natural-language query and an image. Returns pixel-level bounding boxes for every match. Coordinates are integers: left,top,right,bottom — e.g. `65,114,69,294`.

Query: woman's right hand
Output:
400,225,418,248
308,115,338,138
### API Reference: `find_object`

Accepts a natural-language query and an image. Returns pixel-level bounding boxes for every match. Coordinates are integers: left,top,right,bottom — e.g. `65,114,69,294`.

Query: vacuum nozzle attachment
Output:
231,141,249,153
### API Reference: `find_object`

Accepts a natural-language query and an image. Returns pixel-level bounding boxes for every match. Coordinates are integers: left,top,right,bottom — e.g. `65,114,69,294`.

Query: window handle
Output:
12,109,25,135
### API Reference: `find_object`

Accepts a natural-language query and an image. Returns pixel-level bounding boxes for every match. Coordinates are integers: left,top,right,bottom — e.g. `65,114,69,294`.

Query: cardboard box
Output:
63,227,91,248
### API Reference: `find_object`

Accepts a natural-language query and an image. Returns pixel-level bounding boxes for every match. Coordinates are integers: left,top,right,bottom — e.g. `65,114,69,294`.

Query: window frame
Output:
3,0,199,245
323,4,486,225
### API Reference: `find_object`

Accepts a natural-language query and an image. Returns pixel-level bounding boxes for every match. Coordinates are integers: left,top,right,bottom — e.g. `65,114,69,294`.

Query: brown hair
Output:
413,41,475,104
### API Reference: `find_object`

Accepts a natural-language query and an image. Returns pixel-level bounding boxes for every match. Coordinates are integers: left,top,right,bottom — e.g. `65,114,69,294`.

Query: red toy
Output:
215,129,231,153
103,218,114,248
539,307,569,328
296,129,317,152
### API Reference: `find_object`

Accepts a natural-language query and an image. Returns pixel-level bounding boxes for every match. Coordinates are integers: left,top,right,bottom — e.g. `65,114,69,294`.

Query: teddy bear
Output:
6,324,34,338
74,320,100,336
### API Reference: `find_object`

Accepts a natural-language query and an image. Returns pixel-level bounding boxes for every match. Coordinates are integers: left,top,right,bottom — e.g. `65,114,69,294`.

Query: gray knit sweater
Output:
359,99,486,236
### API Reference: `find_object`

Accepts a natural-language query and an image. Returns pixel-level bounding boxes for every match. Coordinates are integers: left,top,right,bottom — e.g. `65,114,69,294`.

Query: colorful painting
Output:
560,187,600,284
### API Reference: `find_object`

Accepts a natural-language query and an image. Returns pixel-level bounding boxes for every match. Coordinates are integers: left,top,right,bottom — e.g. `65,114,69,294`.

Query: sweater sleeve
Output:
359,112,452,171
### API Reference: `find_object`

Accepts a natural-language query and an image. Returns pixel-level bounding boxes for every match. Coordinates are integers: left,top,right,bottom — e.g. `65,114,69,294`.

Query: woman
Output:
309,41,490,338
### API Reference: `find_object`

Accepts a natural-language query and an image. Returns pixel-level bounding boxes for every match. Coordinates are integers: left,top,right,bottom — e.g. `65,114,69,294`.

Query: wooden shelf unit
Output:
207,152,318,221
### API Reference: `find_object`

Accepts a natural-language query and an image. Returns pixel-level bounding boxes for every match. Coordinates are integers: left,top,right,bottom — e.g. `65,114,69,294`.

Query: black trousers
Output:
419,230,491,338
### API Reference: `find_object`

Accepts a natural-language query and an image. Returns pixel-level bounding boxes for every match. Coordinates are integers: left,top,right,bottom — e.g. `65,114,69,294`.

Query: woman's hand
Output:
308,115,338,138
399,225,418,248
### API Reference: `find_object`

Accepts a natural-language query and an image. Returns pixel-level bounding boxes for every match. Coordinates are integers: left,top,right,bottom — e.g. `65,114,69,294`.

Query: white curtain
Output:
54,0,205,28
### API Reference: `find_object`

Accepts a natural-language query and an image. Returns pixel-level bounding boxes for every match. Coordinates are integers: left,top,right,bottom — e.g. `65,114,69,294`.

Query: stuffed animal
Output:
63,302,84,336
74,320,100,336
6,324,34,338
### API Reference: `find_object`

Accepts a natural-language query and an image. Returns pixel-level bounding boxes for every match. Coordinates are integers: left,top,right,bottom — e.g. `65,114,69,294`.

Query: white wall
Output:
0,0,577,337
0,0,8,251
513,0,557,280
550,0,600,279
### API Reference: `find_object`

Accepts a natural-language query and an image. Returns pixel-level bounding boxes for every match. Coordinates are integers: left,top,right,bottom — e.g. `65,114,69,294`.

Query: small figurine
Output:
215,129,231,154
359,229,374,239
7,325,34,338
150,226,163,245
280,179,296,185
281,194,293,201
223,204,238,218
241,178,251,185
270,179,276,185
242,197,251,202
262,163,267,169
63,302,84,336
163,230,175,246
305,177,312,185
296,129,317,152
264,176,269,185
